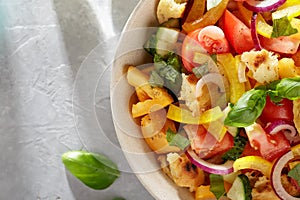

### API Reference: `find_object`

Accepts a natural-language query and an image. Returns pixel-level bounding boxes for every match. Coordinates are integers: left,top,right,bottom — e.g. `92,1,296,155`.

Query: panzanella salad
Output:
126,0,300,199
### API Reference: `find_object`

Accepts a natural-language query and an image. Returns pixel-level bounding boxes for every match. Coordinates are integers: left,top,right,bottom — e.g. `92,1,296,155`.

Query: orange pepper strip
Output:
184,0,205,23
182,0,229,33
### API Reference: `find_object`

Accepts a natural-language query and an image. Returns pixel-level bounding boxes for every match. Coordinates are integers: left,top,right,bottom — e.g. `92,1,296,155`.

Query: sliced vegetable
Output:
217,53,246,104
181,28,207,72
237,2,273,38
251,13,262,51
265,119,296,136
224,88,267,127
271,16,298,38
141,114,181,154
269,77,300,100
209,174,226,199
167,104,224,124
221,10,254,54
182,0,229,33
271,150,300,200
166,128,190,150
195,185,216,200
207,0,223,10
62,151,120,190
227,174,252,200
243,0,287,12
184,0,205,23
153,54,182,94
260,35,300,54
288,164,300,187
222,134,247,161
233,155,272,178
184,124,234,159
197,25,230,54
245,122,291,161
186,148,234,175
155,27,180,57
161,18,181,29
272,4,300,20
260,96,294,123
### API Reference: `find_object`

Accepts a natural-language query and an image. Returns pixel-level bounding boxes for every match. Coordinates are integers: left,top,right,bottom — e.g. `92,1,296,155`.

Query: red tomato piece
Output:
260,36,300,54
181,29,205,72
181,26,230,72
260,96,294,123
221,10,254,54
192,125,234,159
197,26,230,54
241,142,262,157
246,123,290,161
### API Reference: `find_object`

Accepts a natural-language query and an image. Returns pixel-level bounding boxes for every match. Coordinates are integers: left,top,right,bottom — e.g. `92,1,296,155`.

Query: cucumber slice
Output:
155,27,179,57
227,174,252,200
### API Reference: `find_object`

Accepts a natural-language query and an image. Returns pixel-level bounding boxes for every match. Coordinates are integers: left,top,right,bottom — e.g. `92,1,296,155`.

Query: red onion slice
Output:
244,0,287,12
271,150,300,200
265,120,297,136
265,120,300,145
186,148,234,175
251,13,262,51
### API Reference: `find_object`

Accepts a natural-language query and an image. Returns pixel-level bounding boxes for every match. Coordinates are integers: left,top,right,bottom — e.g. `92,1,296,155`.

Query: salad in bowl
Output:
111,0,300,199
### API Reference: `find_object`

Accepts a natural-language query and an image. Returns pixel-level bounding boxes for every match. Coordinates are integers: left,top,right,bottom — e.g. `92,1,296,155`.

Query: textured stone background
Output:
0,0,154,199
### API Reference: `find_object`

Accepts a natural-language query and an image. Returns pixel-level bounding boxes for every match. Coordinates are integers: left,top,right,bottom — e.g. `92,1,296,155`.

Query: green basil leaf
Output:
192,63,209,78
222,132,247,161
153,54,182,94
209,174,226,199
271,16,298,38
149,70,164,87
273,77,300,100
288,163,300,187
224,88,267,127
166,128,190,150
62,150,120,190
167,52,182,72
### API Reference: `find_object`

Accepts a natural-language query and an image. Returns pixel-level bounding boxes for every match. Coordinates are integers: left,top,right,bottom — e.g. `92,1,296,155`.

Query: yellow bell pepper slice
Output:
290,18,300,40
237,2,273,38
217,53,246,104
203,120,227,142
167,104,224,124
291,143,300,157
278,0,300,10
195,185,215,200
233,156,272,178
272,4,300,20
278,58,300,78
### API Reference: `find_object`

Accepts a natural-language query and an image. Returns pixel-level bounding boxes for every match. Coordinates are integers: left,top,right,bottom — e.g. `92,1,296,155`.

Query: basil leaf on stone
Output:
62,150,120,190
224,88,267,127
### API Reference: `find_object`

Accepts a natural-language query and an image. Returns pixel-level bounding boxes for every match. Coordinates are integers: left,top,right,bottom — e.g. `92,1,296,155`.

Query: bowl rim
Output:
110,0,194,199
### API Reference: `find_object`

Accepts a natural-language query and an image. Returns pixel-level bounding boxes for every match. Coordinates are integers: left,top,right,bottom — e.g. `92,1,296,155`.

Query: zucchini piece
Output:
227,174,252,200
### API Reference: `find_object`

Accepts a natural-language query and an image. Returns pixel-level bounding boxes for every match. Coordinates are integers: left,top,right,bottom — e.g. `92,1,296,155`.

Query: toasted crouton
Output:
241,49,279,84
156,0,188,24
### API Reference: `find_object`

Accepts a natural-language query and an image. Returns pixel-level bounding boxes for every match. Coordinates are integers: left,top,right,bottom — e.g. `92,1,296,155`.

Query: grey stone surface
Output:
0,0,154,199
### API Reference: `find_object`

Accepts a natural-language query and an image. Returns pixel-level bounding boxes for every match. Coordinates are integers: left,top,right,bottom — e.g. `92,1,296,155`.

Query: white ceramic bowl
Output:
110,0,194,199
